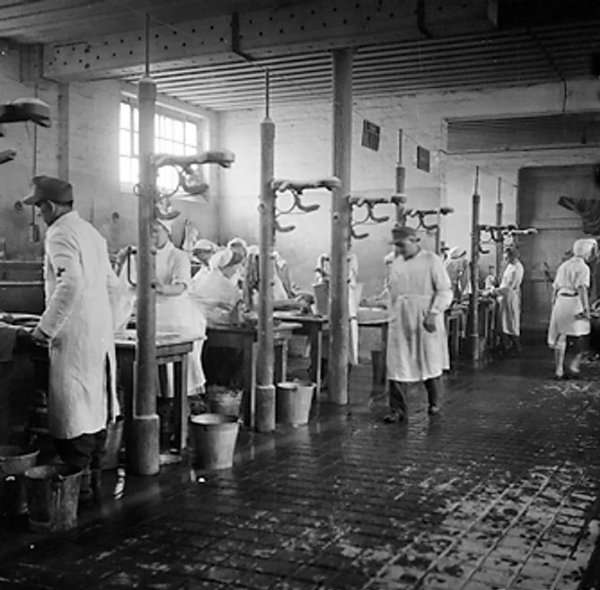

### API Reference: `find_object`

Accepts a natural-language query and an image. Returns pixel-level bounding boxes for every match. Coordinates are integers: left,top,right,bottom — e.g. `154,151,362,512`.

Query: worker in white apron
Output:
547,238,597,379
493,246,524,356
385,225,453,422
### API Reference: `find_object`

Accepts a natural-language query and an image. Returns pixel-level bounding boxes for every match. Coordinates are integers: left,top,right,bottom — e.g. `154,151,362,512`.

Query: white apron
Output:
386,250,453,382
39,211,119,439
155,241,206,395
497,261,524,336
189,268,241,326
547,256,591,347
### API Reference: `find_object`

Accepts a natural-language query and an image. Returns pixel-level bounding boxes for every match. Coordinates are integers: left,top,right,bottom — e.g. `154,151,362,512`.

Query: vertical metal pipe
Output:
256,73,276,432
469,167,481,365
495,178,503,283
395,129,407,226
130,74,159,475
328,48,352,406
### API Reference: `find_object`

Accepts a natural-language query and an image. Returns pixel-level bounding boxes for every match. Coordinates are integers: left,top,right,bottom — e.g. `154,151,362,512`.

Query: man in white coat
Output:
385,226,453,422
25,176,119,499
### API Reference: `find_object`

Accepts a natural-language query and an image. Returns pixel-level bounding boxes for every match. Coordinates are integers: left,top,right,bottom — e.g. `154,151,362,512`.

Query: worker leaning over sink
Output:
23,175,120,502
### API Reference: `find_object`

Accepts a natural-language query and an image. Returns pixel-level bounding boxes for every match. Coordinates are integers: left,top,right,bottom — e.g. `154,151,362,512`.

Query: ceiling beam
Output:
38,0,498,81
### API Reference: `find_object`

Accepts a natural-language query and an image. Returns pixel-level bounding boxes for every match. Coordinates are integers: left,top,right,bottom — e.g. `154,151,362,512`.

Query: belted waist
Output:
558,291,577,297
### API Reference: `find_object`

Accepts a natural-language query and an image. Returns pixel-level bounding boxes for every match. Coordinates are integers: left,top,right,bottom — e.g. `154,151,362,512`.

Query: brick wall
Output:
219,79,600,298
0,52,58,260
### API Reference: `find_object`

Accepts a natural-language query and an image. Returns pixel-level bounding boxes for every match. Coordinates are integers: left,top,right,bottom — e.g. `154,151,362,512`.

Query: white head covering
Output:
210,249,233,270
227,237,248,251
573,238,598,260
193,238,217,253
448,247,466,259
210,248,245,271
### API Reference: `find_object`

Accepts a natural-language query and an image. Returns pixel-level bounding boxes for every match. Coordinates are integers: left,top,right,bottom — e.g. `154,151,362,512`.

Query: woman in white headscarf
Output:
547,238,598,379
152,219,206,396
189,248,243,326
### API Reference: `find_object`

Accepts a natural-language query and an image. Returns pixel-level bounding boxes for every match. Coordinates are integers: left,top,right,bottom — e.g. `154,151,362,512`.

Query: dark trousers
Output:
389,377,442,416
54,429,107,472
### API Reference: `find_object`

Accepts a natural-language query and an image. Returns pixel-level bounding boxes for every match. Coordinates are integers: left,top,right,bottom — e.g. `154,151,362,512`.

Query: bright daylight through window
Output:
119,101,200,190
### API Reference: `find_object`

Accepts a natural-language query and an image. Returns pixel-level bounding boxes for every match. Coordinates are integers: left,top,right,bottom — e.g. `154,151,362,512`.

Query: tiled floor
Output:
1,348,600,589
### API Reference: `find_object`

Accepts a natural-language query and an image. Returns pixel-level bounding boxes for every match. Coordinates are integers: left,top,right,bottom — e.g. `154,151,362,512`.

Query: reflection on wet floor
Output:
1,350,600,589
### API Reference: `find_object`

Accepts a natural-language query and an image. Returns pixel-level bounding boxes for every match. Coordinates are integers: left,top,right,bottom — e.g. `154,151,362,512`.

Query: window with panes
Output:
119,100,201,187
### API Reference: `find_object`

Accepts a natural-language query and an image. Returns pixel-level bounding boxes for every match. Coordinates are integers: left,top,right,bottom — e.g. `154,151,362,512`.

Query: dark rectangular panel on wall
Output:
518,165,600,333
447,113,600,154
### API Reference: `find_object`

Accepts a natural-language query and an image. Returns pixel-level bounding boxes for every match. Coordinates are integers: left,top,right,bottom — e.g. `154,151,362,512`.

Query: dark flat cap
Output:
23,176,73,205
390,225,418,244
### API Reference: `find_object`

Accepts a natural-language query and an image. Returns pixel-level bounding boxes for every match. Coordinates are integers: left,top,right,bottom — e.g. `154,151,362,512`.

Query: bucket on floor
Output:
276,381,314,426
370,350,386,385
24,465,82,533
207,386,242,418
190,414,239,470
100,416,124,471
0,446,39,516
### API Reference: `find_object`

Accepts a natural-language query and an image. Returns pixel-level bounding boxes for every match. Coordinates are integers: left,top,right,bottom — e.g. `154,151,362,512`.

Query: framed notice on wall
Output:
361,120,380,151
417,146,430,172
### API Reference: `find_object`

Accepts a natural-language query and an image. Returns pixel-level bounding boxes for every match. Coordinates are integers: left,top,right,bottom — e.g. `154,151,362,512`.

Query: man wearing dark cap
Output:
385,225,453,422
25,176,120,501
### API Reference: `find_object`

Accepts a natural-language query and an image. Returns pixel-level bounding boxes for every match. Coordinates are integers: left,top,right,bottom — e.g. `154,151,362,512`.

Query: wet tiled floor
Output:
2,348,600,589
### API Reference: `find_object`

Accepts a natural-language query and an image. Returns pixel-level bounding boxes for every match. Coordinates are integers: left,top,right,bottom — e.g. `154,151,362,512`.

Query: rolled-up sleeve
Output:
171,250,191,288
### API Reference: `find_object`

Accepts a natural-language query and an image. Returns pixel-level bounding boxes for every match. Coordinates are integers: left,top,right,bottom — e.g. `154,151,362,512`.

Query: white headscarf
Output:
210,248,234,270
193,238,217,253
448,247,467,260
573,238,598,260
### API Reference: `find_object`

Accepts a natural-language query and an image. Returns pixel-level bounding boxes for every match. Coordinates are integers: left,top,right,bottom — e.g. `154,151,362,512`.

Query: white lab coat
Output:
547,256,591,347
497,260,524,336
386,249,453,382
38,211,119,439
155,241,206,394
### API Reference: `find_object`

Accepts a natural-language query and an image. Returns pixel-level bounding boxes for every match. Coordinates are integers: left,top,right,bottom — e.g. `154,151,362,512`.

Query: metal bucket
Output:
24,465,82,532
190,414,239,470
0,446,39,516
276,381,314,426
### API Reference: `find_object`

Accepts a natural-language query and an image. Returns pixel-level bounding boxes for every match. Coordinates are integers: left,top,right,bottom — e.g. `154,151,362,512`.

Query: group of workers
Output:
10,173,599,501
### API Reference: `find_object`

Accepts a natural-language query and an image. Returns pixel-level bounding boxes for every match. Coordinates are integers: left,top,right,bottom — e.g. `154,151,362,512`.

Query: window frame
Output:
119,97,203,191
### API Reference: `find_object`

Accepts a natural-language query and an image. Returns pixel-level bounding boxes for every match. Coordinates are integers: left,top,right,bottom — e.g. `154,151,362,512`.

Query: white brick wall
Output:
0,52,59,260
220,79,600,297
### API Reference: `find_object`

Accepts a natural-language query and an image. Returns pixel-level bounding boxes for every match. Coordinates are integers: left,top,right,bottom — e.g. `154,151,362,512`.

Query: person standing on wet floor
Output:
384,225,453,423
547,238,598,380
493,245,524,356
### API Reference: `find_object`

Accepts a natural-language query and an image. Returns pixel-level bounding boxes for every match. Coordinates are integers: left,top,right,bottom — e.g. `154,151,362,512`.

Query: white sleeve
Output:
38,232,84,337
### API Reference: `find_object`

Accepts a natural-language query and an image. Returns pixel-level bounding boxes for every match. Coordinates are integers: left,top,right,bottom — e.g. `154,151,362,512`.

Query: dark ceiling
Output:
1,0,599,111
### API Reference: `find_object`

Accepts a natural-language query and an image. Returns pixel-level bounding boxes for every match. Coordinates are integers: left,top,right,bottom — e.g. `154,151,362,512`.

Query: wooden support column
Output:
328,48,353,406
256,108,276,433
469,167,481,366
129,75,160,475
495,179,503,283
